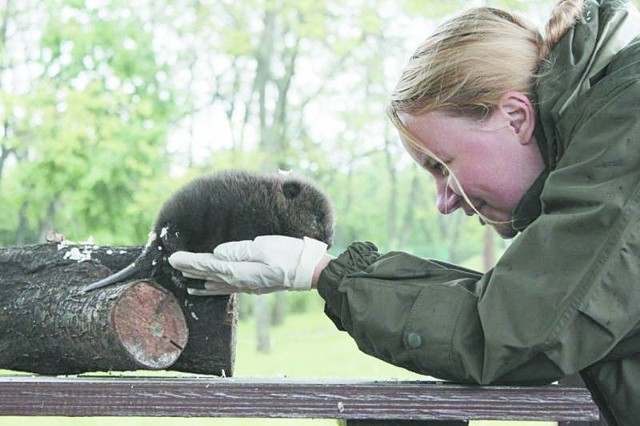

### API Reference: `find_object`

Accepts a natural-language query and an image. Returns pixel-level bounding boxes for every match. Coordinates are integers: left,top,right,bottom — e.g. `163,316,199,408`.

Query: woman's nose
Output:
435,178,461,215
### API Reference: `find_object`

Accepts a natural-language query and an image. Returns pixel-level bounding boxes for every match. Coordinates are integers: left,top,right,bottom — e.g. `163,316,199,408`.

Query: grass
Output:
0,296,555,426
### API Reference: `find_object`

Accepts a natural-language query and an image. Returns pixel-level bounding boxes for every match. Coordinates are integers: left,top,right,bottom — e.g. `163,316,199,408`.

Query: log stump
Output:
0,243,236,376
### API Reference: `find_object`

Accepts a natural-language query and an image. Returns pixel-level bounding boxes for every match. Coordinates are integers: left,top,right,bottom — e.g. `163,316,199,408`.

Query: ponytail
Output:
541,0,585,58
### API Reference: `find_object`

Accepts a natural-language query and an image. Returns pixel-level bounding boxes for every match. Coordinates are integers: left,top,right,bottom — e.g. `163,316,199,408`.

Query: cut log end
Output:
113,281,189,370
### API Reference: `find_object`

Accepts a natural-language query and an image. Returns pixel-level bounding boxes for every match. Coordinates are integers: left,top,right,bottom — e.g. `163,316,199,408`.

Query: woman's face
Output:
399,107,545,238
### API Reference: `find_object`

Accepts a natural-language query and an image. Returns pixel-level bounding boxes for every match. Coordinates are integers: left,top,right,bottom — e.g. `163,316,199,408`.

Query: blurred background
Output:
4,0,633,424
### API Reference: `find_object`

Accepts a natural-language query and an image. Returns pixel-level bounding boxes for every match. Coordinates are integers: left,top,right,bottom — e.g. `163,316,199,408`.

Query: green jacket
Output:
317,1,640,424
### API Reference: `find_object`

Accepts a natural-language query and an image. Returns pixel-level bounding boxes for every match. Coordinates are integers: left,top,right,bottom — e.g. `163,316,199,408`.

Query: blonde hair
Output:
388,0,584,223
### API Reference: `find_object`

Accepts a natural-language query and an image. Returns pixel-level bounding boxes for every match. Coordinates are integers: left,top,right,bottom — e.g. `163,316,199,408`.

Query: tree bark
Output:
171,290,237,376
0,243,236,376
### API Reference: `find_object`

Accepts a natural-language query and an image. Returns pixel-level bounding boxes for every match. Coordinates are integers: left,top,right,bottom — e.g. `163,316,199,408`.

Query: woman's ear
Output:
497,91,535,145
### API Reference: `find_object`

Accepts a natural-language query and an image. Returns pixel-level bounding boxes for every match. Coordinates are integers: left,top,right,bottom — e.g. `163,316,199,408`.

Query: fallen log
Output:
0,243,236,376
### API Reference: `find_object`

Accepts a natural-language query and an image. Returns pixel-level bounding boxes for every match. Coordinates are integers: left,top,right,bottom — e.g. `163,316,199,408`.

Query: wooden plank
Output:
0,377,599,421
346,421,468,426
559,374,607,426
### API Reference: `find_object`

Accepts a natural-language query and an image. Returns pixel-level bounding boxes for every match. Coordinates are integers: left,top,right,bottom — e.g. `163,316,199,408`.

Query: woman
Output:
170,0,640,423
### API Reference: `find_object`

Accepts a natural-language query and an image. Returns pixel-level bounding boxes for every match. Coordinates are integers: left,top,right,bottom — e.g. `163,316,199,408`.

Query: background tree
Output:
0,0,175,245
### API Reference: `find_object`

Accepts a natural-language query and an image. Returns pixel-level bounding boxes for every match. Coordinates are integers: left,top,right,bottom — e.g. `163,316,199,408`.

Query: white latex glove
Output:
168,235,328,296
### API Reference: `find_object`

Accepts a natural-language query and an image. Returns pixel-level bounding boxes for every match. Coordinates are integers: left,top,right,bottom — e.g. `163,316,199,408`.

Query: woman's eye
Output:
429,161,448,176
421,156,448,176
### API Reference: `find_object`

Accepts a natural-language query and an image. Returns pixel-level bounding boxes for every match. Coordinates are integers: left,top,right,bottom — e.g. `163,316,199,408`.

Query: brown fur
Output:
83,170,335,293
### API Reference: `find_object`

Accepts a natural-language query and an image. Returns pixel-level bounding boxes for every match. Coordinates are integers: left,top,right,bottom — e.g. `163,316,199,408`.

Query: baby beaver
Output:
82,169,335,294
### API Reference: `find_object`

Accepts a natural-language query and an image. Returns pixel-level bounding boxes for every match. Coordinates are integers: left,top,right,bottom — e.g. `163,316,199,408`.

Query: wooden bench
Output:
0,376,600,425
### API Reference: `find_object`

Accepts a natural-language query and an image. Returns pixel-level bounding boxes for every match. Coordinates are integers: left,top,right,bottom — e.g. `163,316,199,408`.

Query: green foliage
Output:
1,0,174,244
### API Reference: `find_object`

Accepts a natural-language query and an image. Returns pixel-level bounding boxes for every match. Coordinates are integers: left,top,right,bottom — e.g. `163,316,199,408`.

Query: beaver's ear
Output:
283,182,301,199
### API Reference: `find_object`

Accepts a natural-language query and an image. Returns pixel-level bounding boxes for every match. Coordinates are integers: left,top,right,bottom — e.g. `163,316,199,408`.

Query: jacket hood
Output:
535,0,640,169
512,0,640,232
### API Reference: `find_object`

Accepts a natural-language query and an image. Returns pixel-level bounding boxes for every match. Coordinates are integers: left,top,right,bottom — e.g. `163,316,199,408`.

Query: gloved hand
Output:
168,235,328,296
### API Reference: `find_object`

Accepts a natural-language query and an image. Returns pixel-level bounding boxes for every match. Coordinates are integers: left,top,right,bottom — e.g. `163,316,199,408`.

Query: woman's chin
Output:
492,222,517,239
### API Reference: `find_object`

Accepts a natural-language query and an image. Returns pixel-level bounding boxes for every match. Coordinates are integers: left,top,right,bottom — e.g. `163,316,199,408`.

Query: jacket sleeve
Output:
317,61,640,385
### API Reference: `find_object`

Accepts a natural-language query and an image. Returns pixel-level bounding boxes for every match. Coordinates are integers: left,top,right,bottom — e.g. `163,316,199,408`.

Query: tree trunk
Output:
253,294,271,353
272,292,286,326
483,226,496,272
0,243,236,376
